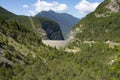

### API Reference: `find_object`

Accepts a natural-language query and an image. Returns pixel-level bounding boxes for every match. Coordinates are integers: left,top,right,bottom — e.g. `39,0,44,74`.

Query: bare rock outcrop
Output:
106,0,120,12
95,0,120,17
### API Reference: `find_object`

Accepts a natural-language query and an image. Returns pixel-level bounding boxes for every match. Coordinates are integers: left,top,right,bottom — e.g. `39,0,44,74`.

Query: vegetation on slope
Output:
0,6,16,20
8,16,64,40
73,0,120,42
0,18,42,45
0,0,120,80
0,18,119,80
94,0,110,14
0,6,64,40
1,31,120,80
67,38,120,80
74,12,120,41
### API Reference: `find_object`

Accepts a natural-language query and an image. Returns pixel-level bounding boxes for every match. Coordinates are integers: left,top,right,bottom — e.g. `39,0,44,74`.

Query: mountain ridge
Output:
36,10,79,37
0,6,16,19
72,0,120,42
0,6,64,40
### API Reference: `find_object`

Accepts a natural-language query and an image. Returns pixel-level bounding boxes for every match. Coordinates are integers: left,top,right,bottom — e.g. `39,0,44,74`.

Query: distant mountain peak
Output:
36,11,79,37
48,10,55,12
41,10,55,14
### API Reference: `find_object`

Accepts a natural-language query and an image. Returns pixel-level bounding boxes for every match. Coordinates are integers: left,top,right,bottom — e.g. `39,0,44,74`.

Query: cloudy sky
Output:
0,0,103,18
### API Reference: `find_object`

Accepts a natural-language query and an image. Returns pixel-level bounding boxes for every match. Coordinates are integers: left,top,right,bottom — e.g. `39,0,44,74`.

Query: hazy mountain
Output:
36,10,79,37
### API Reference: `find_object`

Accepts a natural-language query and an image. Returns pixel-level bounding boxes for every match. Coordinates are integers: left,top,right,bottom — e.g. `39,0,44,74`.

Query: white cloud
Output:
23,4,29,8
29,10,35,16
33,0,68,12
75,0,100,14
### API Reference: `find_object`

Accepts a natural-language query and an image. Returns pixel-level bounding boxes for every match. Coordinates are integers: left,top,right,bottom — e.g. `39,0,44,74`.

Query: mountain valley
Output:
0,0,120,80
36,10,79,38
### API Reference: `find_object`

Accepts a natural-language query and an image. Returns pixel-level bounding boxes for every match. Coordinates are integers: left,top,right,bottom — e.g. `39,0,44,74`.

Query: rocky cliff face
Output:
36,10,79,37
106,0,120,12
41,20,64,40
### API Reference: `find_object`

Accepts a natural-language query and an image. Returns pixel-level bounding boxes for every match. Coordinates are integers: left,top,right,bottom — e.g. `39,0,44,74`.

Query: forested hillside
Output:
0,6,64,40
0,0,120,80
68,0,120,79
0,6,16,19
0,19,120,79
72,0,120,41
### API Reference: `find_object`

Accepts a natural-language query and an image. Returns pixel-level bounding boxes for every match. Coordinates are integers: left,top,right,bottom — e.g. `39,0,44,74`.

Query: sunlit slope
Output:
72,0,120,41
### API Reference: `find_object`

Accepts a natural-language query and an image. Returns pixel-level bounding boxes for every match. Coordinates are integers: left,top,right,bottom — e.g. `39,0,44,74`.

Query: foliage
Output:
0,18,42,45
109,46,120,80
94,0,110,14
0,6,16,20
8,16,64,40
0,0,120,80
0,37,119,80
73,0,120,42
74,12,120,41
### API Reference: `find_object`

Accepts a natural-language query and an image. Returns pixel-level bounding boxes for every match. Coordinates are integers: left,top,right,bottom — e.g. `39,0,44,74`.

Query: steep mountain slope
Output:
0,6,64,40
8,16,64,40
0,6,16,19
72,0,120,42
36,10,79,37
66,0,120,79
0,0,120,80
0,18,119,80
0,6,67,80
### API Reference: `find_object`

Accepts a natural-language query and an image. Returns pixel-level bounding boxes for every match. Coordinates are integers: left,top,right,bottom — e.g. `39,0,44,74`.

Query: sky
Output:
0,0,104,18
